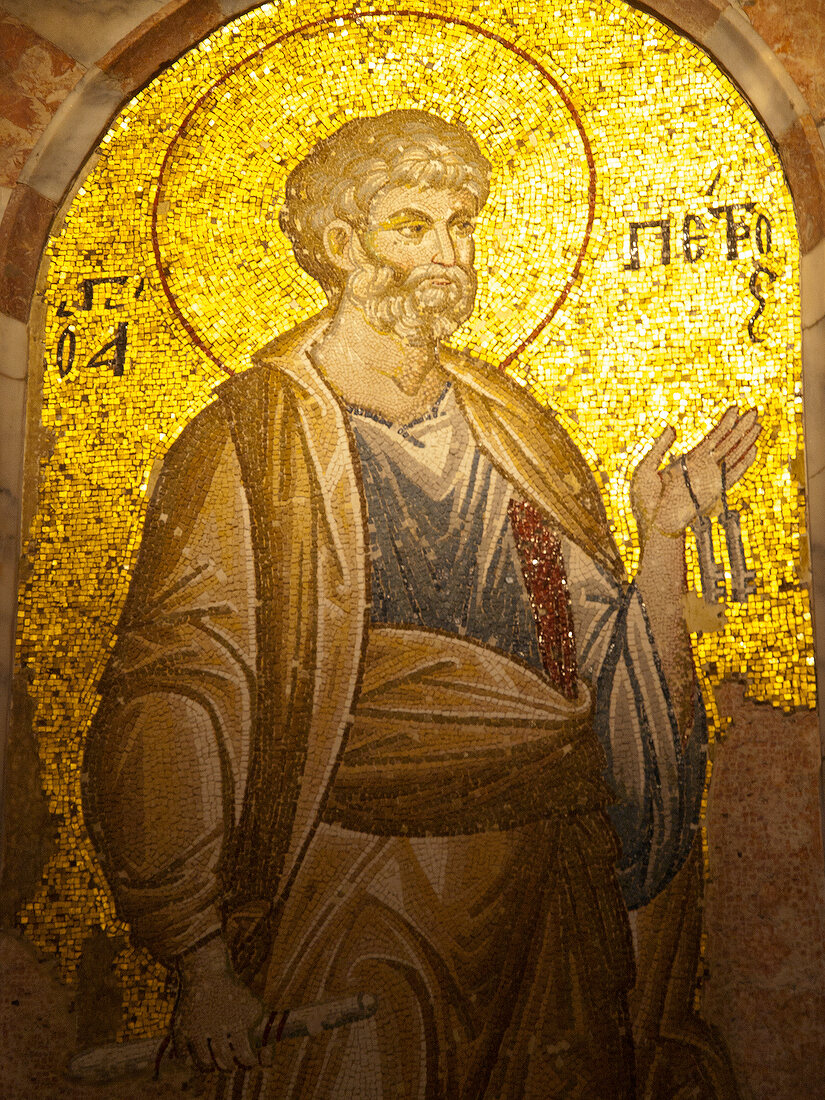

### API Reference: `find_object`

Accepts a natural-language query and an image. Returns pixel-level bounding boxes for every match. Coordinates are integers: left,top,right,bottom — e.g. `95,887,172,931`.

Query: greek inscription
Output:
682,214,707,263
747,264,777,343
709,202,755,260
625,204,773,269
623,205,778,343
754,214,772,255
82,276,129,312
624,219,671,271
86,323,129,377
56,327,76,378
53,274,141,378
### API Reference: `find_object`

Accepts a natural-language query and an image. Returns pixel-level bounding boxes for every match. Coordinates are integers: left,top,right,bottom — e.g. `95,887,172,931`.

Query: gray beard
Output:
348,261,476,346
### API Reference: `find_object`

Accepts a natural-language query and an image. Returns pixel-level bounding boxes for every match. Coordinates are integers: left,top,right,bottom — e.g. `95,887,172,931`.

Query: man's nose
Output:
431,224,456,266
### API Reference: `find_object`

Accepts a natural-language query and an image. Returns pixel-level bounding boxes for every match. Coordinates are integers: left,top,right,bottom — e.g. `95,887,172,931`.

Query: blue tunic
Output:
348,384,543,671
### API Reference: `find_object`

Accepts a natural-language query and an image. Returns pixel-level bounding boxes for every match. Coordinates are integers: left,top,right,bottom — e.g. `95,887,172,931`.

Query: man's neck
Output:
310,296,447,422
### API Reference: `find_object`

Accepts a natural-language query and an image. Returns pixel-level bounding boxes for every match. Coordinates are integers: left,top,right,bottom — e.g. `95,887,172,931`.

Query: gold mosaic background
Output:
18,0,806,1036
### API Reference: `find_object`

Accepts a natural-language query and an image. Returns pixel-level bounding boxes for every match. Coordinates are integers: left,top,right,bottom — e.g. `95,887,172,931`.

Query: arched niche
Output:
1,0,824,1092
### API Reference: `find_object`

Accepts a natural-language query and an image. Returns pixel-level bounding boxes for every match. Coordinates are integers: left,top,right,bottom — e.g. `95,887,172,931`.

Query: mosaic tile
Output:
14,0,808,1095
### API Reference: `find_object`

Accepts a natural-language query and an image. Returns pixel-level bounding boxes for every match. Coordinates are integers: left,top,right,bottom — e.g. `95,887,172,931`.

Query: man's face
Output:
345,184,479,345
363,184,477,276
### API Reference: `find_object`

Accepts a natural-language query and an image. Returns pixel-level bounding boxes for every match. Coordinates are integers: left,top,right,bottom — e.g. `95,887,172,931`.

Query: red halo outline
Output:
151,10,596,375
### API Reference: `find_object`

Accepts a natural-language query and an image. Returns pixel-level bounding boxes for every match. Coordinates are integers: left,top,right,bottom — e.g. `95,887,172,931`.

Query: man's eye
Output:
454,220,476,236
397,223,427,238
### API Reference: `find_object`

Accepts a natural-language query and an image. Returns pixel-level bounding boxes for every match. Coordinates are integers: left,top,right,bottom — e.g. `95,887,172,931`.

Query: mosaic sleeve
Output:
563,540,707,909
83,407,257,962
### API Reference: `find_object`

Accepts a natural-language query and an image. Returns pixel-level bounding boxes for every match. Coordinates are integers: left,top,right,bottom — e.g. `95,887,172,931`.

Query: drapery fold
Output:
325,625,607,835
84,311,702,978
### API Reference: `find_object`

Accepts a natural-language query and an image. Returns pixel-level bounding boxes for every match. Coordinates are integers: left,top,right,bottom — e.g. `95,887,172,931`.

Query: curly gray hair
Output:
279,109,491,301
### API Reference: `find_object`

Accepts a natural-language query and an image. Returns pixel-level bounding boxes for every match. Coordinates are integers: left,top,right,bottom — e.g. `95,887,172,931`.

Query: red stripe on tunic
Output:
508,500,578,700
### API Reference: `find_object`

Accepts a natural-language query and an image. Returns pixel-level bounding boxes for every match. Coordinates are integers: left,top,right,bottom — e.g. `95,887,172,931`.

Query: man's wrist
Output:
637,526,687,601
640,524,686,560
178,933,229,984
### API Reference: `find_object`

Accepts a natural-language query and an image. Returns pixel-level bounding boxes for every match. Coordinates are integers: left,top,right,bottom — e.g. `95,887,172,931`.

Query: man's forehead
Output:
368,184,478,222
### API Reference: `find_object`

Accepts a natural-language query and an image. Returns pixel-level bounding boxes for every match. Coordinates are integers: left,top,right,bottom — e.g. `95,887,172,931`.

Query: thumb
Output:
634,425,677,478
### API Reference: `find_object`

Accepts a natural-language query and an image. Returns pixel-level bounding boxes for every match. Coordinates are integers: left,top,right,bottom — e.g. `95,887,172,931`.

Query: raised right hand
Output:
173,935,265,1071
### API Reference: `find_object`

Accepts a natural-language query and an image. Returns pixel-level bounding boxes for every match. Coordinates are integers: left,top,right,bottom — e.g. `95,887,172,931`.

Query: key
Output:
691,515,726,605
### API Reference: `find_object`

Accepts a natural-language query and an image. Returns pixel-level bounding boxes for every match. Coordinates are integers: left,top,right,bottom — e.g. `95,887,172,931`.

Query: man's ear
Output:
322,219,358,274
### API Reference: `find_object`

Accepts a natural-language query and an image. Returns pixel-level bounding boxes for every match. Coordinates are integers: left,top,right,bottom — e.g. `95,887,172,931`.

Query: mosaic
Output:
15,0,807,1095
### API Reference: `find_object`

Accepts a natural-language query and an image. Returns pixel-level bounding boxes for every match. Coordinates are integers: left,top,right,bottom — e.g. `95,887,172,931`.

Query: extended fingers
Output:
232,1028,259,1069
715,420,761,488
177,1030,249,1074
208,1030,257,1072
722,413,760,458
633,425,676,479
648,424,677,468
712,407,761,453
703,405,740,449
186,1037,212,1073
724,443,758,486
712,407,760,461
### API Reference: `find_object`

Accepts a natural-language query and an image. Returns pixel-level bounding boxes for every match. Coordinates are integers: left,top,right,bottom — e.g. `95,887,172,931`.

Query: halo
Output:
151,10,595,374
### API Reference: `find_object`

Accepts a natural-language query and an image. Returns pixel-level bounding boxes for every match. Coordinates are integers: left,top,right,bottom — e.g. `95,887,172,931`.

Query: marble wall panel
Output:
16,67,122,203
745,0,825,125
0,0,166,70
0,12,84,188
704,5,810,139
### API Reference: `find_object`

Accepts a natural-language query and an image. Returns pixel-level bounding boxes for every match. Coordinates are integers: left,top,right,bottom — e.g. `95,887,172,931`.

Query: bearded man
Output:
83,110,757,1098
